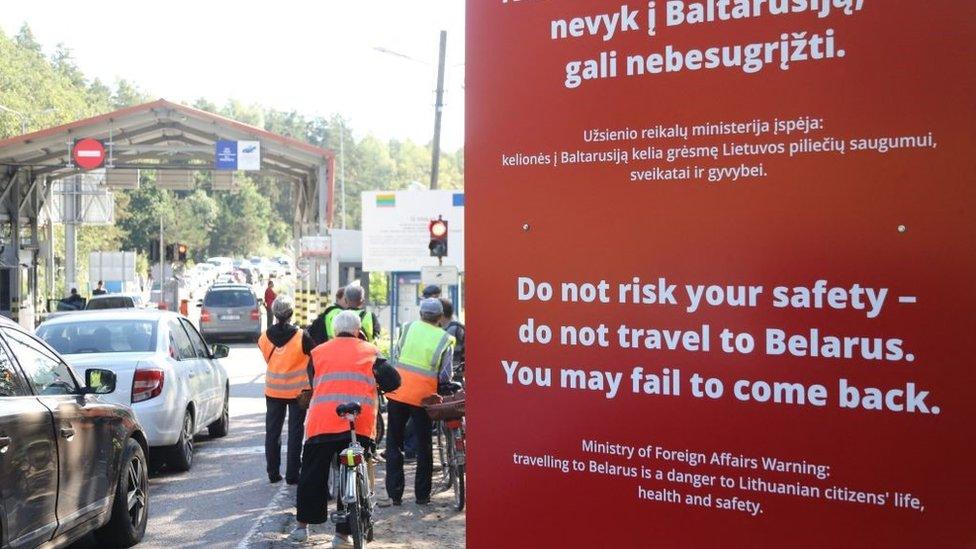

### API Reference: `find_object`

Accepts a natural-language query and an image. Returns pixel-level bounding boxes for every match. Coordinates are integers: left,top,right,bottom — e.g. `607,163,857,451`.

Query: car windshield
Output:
86,297,133,310
204,290,255,308
37,320,158,354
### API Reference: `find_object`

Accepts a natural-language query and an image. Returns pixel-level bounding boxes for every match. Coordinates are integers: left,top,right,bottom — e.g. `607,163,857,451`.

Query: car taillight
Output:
201,309,212,323
132,369,164,403
250,308,260,321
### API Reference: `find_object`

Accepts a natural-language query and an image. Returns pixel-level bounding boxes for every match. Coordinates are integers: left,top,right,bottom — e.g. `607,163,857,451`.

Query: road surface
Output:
71,339,465,548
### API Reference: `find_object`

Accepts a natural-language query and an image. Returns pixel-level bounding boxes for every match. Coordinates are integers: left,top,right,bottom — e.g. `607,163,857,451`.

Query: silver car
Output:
199,284,262,342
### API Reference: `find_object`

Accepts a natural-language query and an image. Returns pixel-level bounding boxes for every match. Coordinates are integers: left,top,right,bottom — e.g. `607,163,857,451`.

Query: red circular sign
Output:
72,138,105,170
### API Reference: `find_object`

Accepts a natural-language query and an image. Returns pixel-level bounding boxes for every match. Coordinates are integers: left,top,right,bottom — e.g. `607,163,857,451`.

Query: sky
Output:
1,1,466,150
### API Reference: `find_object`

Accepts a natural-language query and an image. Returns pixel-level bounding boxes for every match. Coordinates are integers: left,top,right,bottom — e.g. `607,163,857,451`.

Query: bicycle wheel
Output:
443,427,456,489
453,464,466,512
437,422,450,481
347,501,363,549
359,473,374,542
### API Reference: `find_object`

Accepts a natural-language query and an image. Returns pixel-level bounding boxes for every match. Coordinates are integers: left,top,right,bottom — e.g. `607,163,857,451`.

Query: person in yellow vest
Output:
258,295,314,484
384,298,455,506
308,287,346,346
289,310,400,546
342,285,381,343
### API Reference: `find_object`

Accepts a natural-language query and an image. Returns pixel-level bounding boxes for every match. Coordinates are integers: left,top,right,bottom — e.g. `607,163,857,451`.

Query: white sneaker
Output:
332,533,354,548
287,526,309,543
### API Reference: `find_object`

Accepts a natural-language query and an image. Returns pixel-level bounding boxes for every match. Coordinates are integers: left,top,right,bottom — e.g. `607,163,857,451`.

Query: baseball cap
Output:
422,284,442,298
419,298,444,317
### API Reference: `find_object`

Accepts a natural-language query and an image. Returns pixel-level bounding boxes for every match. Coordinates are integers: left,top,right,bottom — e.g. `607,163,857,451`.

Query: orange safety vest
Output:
259,331,311,399
305,337,379,440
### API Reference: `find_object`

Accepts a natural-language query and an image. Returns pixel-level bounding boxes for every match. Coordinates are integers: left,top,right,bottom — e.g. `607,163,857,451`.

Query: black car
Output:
0,316,149,548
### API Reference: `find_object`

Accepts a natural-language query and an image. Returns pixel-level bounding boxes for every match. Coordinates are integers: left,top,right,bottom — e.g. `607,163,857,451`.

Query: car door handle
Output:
59,427,75,440
0,436,10,454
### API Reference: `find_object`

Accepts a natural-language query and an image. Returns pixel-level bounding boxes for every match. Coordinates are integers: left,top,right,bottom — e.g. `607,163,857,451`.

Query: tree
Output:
209,179,272,256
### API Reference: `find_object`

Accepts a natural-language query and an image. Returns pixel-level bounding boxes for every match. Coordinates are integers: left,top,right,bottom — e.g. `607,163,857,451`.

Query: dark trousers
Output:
385,399,433,502
296,439,365,534
265,397,306,482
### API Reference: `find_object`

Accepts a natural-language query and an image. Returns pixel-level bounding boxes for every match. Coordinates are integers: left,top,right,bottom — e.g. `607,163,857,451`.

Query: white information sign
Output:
362,190,465,272
238,141,261,171
421,265,460,286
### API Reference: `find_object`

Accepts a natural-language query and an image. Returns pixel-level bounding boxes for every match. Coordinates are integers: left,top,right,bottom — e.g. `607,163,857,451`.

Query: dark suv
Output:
0,317,149,548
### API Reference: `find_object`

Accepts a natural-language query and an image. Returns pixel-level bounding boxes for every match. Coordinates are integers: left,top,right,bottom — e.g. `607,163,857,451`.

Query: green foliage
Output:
2,24,465,286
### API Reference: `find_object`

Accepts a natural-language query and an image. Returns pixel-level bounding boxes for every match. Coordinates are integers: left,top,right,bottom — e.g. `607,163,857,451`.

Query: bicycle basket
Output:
423,390,465,421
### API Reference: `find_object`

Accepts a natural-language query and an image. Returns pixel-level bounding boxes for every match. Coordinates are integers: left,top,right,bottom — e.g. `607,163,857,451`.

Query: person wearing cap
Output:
308,287,346,346
259,295,315,484
384,298,455,506
421,284,442,299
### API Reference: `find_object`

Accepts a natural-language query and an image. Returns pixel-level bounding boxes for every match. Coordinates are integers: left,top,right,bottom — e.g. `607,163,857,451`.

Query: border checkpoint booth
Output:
0,99,336,328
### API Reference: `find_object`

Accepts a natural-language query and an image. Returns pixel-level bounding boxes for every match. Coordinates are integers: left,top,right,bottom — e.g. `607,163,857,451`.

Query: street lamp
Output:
0,104,56,135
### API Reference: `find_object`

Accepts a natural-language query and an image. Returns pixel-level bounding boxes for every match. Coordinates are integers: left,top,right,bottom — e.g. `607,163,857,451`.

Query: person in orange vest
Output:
289,310,400,545
258,295,314,484
383,298,455,506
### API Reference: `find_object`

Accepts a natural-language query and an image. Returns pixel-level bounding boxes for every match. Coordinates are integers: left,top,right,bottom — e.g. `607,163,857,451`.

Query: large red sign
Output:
72,138,105,170
466,2,975,547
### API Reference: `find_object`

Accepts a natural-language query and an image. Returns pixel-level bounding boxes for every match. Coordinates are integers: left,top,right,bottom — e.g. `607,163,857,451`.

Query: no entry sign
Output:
72,138,106,170
466,2,976,547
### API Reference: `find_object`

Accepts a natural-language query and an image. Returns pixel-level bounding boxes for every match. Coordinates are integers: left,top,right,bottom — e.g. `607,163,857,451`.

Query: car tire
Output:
95,438,149,547
168,410,195,472
208,389,230,438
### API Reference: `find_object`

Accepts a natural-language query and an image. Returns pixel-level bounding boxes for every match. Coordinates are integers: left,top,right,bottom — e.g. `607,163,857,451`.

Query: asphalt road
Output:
71,342,296,549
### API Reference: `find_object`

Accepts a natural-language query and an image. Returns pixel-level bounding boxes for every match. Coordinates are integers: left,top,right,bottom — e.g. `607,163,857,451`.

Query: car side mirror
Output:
84,368,117,395
212,344,230,359
196,300,204,308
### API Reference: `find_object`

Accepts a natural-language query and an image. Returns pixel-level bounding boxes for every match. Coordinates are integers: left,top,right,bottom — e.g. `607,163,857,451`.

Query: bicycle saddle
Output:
336,402,362,416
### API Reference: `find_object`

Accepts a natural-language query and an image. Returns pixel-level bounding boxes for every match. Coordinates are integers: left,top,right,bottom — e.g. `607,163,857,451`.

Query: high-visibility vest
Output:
306,338,379,439
322,306,344,341
258,331,311,399
350,308,375,342
386,321,454,407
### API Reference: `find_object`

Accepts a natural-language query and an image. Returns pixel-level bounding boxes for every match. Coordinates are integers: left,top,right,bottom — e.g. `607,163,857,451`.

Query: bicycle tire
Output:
453,463,466,512
443,427,456,489
437,422,450,481
348,502,363,549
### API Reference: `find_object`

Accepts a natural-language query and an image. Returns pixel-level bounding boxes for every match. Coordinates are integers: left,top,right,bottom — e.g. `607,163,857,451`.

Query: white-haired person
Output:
290,310,400,546
258,295,314,484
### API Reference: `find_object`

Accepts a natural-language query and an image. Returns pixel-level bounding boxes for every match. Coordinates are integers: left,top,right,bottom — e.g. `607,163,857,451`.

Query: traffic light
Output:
178,244,188,263
429,217,448,258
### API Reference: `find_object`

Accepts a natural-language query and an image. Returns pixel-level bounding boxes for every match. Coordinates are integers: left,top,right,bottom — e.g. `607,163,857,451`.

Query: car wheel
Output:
208,389,230,438
95,438,149,547
168,410,195,472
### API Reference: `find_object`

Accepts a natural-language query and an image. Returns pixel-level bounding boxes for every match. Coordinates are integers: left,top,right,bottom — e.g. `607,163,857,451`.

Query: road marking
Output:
899,296,918,304
236,482,290,549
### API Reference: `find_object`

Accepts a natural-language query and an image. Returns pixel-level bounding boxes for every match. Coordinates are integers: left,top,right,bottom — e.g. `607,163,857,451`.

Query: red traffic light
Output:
429,218,448,258
430,219,448,237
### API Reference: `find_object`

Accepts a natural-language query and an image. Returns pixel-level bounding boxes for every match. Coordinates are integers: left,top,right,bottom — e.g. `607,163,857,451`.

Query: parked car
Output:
0,315,150,548
86,293,146,310
36,310,230,472
198,285,262,342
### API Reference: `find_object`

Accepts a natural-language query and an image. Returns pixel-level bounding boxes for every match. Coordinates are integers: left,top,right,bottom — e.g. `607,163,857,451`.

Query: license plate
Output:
220,315,240,321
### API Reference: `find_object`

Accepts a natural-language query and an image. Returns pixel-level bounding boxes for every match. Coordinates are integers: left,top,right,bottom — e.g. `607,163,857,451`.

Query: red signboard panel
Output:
466,2,975,547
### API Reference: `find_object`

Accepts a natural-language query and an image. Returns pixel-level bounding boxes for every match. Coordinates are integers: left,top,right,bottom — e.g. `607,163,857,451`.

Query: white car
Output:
35,310,230,471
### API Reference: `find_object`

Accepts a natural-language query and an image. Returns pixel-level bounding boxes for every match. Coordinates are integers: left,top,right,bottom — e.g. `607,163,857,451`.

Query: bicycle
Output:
330,402,374,549
425,382,466,512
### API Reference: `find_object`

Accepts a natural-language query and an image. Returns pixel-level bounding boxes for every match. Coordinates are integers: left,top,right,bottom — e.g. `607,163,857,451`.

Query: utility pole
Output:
340,125,346,229
158,215,165,307
430,30,447,190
